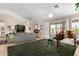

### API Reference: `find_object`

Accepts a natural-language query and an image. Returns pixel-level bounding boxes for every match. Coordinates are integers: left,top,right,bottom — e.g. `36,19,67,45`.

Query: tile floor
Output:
74,45,79,56
0,44,7,56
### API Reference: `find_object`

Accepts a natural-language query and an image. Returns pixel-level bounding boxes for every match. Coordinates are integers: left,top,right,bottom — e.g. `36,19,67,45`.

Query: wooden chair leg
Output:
74,38,76,47
57,40,60,48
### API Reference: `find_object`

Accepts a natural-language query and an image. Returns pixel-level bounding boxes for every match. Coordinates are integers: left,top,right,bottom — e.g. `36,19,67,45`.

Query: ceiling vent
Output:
25,16,32,20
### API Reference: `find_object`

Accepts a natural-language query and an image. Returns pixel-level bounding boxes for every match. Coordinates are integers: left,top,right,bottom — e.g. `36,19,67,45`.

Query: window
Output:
72,20,79,38
50,23,62,34
50,22,66,38
72,21,79,33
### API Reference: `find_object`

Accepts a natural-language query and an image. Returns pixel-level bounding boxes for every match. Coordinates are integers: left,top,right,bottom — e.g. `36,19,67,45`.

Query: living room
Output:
0,3,79,56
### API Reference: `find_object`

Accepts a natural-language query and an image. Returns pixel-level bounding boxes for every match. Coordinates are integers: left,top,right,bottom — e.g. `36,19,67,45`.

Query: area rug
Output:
8,39,76,56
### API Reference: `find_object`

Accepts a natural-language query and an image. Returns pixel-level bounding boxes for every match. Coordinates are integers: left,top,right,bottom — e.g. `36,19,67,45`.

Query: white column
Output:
66,17,72,30
43,22,49,39
69,17,72,30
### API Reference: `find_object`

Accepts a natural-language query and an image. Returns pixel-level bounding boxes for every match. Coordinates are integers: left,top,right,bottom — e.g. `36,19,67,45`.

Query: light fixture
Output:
48,3,54,18
48,12,54,18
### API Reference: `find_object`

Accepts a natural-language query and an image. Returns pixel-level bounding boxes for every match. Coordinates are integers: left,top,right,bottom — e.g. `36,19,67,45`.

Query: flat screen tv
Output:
15,25,26,32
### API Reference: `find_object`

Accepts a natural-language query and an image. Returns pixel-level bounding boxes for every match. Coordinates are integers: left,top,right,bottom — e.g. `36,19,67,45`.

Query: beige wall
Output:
0,14,34,37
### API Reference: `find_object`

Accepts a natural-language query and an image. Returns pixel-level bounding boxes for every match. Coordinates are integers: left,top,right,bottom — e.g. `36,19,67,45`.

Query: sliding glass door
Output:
72,20,79,38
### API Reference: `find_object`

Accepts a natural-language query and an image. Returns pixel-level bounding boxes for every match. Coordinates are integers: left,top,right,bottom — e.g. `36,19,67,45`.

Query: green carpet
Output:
8,39,76,56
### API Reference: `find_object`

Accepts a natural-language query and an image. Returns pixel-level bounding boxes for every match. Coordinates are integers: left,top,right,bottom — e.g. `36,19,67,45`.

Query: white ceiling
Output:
0,3,77,23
